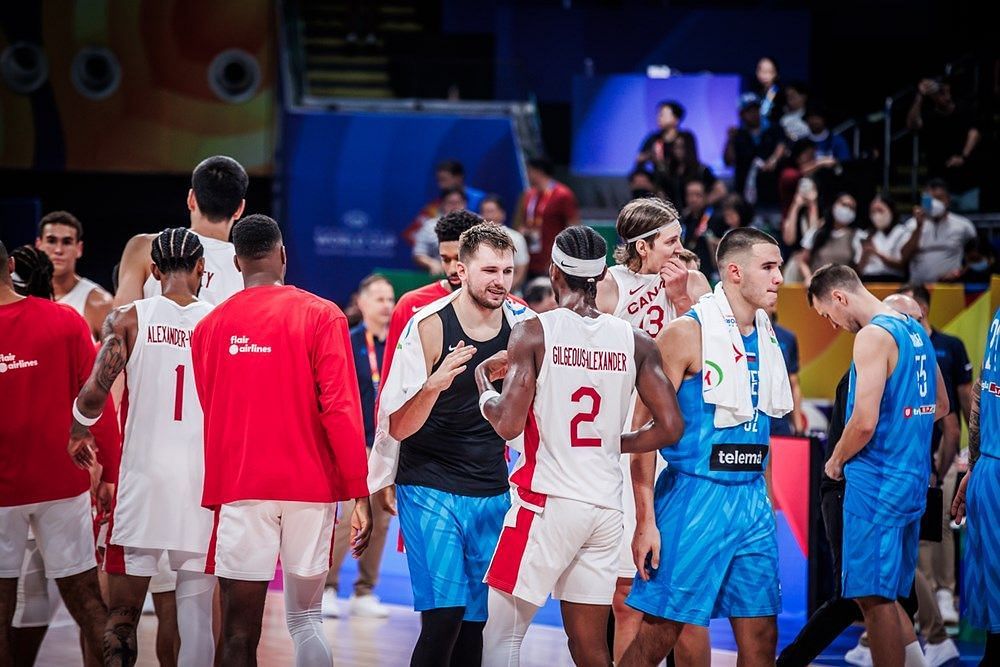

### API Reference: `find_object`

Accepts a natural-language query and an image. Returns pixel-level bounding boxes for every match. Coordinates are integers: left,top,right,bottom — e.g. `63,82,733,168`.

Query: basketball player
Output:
67,229,217,666
951,306,1000,665
595,197,712,664
114,155,248,307
372,210,508,524
0,240,116,666
623,228,793,667
191,215,371,667
809,264,948,667
475,225,683,667
377,222,529,667
35,210,113,340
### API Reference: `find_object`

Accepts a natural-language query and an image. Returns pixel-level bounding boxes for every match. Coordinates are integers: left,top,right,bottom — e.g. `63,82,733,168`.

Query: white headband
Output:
551,245,607,278
625,221,682,244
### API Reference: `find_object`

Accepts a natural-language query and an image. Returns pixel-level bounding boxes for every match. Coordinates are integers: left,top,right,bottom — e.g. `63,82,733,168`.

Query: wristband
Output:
72,399,101,427
479,389,501,419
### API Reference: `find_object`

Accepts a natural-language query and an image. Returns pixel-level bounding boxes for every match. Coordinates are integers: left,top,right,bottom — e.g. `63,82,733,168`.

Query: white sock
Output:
284,572,333,667
175,570,217,667
904,640,928,667
482,589,541,667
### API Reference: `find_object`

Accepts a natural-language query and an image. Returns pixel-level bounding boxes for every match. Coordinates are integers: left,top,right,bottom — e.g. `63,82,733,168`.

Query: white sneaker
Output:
348,593,389,618
936,589,959,624
924,638,960,667
321,588,341,618
844,642,874,667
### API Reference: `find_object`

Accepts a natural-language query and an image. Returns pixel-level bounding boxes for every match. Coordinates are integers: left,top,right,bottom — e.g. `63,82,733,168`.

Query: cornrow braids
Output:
150,228,205,274
553,226,607,298
11,245,54,299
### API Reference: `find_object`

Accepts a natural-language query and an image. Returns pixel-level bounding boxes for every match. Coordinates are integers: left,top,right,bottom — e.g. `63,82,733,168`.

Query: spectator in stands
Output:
778,139,837,215
797,193,861,282
705,194,753,281
661,130,726,208
628,168,665,201
780,81,811,141
412,187,467,273
856,194,910,283
409,160,485,241
515,157,580,278
781,171,821,283
805,105,851,164
480,194,529,291
522,276,557,313
636,100,685,173
906,77,981,211
750,56,784,130
900,178,977,284
724,93,785,208
960,237,996,284
680,180,719,277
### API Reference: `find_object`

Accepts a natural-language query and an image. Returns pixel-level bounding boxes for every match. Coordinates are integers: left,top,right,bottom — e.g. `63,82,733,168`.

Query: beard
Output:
468,285,506,310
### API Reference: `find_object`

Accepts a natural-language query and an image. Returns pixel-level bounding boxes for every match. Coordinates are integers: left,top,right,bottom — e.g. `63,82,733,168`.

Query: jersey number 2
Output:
570,386,602,447
173,365,185,421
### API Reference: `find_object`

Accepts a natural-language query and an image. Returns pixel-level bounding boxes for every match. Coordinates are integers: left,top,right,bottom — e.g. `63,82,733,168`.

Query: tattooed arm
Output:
69,305,137,469
968,385,981,470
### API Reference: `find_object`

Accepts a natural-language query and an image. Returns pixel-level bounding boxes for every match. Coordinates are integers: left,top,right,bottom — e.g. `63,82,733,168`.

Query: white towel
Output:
367,289,536,494
692,283,793,428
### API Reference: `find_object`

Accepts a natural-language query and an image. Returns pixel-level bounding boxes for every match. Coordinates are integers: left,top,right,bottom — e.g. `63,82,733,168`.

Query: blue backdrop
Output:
279,110,525,304
571,73,741,177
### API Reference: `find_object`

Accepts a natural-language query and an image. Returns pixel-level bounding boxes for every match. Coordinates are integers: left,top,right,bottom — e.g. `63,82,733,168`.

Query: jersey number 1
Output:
570,386,602,447
173,365,185,421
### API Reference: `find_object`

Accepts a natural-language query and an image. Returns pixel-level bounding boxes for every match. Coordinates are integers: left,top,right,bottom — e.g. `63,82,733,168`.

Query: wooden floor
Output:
32,592,743,666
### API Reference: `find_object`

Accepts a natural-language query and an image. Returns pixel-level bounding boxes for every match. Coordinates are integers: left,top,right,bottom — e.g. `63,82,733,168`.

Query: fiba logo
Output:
342,210,369,229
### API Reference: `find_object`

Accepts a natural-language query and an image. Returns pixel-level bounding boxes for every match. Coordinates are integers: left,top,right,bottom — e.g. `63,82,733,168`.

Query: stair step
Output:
308,85,393,98
308,70,389,84
306,54,389,66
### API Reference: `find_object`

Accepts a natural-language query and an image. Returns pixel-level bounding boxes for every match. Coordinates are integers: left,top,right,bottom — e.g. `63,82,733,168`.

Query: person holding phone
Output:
899,179,977,284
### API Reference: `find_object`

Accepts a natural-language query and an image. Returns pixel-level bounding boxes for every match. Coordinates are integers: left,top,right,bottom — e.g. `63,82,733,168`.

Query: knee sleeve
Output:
482,589,540,667
283,572,332,667
175,571,216,667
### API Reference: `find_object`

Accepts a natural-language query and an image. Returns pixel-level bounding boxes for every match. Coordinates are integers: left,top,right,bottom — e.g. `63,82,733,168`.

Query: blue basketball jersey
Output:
844,314,935,525
661,314,770,482
979,307,1000,460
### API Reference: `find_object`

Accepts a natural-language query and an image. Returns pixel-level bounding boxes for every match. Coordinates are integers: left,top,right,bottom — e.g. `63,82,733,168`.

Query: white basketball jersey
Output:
112,295,215,552
509,309,636,511
57,276,101,317
608,265,677,338
143,232,241,306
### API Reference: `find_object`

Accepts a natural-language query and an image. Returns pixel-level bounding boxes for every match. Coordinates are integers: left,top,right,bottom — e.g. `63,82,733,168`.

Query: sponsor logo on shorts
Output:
0,352,39,374
709,444,768,472
902,404,936,418
228,335,272,355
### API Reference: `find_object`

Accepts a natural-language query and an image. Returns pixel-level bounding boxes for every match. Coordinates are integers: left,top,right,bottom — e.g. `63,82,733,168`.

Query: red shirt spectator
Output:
516,158,580,276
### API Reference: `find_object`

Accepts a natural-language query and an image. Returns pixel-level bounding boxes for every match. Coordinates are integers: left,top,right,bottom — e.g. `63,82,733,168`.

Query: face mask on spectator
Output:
833,204,856,225
871,211,892,230
930,198,947,218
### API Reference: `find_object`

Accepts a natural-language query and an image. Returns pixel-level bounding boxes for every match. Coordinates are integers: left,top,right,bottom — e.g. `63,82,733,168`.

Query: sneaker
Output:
936,589,959,624
321,588,341,618
349,593,389,618
844,642,874,667
924,638,960,667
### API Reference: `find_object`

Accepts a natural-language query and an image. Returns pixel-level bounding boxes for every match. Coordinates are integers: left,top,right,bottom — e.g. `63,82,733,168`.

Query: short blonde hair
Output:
613,197,680,271
677,248,700,269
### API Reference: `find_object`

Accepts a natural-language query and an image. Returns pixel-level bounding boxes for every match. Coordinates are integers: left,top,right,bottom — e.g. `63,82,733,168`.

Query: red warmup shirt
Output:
192,285,368,508
380,279,451,384
0,297,120,506
519,180,579,275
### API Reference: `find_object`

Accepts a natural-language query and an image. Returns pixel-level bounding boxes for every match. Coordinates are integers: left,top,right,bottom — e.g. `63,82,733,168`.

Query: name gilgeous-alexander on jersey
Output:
510,309,637,511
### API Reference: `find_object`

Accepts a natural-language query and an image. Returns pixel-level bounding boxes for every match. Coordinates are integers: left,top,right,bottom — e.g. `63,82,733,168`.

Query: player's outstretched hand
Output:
659,257,688,304
951,471,970,525
376,485,398,516
68,424,97,469
632,520,661,582
477,350,509,382
426,340,477,393
351,497,373,558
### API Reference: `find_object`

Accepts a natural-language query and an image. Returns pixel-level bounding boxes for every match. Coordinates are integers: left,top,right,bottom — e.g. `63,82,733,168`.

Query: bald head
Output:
883,293,922,320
